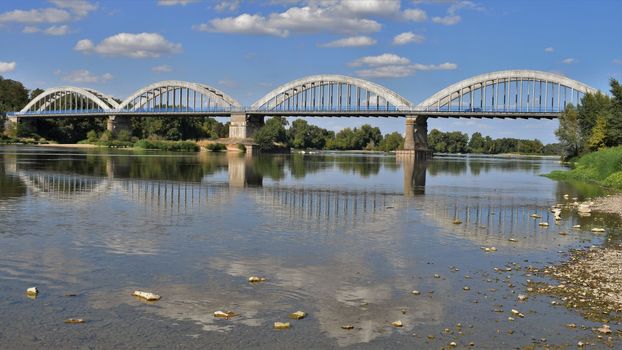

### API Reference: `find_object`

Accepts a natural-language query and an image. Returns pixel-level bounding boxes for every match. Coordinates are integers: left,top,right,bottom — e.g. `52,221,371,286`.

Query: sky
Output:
0,0,620,143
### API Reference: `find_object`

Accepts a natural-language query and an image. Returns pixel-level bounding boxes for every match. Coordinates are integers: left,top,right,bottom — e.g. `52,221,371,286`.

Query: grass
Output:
133,139,199,152
546,146,622,189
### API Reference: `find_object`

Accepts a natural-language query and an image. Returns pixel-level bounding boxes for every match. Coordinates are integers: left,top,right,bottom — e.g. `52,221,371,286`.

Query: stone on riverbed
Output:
64,318,85,324
274,322,290,329
289,311,306,320
391,320,403,327
132,290,161,301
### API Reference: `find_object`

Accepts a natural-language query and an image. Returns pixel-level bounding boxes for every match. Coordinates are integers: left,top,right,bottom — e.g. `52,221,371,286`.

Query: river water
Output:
0,145,620,349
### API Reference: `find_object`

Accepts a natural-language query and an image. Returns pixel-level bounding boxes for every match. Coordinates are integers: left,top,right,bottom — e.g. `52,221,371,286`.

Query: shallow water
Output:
0,145,620,349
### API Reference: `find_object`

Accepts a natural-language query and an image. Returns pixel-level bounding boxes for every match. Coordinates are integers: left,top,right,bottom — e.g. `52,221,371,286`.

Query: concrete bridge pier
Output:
399,115,432,160
229,113,264,139
107,115,131,135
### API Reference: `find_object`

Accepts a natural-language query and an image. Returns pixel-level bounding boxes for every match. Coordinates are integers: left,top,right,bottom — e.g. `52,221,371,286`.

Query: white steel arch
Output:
417,70,598,110
251,74,414,110
118,80,241,110
20,86,119,112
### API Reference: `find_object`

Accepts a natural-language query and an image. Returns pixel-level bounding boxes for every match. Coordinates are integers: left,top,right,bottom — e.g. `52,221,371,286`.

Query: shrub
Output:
205,143,226,152
134,139,199,152
237,143,246,152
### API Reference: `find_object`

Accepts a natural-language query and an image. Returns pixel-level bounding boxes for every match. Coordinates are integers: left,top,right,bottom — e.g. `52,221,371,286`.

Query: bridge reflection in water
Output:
1,151,587,251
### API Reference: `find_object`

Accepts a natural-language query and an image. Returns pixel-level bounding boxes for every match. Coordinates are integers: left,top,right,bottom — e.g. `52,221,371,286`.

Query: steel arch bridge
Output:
7,69,597,155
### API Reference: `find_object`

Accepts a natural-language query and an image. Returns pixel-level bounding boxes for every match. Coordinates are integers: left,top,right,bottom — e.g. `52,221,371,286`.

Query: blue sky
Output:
0,0,620,143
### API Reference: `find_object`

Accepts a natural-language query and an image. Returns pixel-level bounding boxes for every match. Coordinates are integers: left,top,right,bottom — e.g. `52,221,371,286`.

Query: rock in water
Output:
64,318,85,324
391,320,403,327
248,276,267,283
591,228,606,233
538,222,549,227
26,287,39,296
214,310,237,318
597,324,611,334
289,311,306,320
274,322,290,329
578,203,591,213
341,325,354,330
132,290,161,301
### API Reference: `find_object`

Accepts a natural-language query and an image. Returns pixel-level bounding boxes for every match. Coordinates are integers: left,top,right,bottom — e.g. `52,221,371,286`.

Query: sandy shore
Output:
592,194,622,218
36,143,98,148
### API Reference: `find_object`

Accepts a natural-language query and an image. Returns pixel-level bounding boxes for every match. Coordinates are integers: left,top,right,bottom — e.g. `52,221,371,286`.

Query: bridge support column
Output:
229,113,264,140
399,115,432,160
107,115,131,135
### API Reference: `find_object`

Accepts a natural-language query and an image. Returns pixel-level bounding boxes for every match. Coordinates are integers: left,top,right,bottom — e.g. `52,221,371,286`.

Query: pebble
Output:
596,324,611,334
412,290,421,295
391,320,403,327
214,311,237,318
341,325,354,330
289,311,306,320
591,228,606,233
132,290,161,301
274,322,290,330
538,222,549,227
517,294,528,301
573,224,581,229
463,286,470,291
64,318,85,324
26,287,39,296
248,276,267,283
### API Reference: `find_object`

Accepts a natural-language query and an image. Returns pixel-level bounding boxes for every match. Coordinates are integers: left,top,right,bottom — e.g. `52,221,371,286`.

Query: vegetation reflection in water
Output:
0,146,620,349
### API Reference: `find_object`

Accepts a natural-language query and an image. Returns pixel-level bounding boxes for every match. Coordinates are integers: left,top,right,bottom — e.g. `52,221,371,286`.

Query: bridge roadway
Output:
7,70,597,158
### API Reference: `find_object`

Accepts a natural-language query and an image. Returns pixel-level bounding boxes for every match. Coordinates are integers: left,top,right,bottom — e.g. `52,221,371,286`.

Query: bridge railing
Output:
7,105,565,116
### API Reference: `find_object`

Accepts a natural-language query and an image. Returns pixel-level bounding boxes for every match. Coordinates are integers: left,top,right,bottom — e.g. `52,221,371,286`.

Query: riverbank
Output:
37,143,97,148
546,146,622,189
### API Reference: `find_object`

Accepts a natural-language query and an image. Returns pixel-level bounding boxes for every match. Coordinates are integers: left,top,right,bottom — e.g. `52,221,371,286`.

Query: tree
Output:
468,132,486,153
0,76,30,135
377,132,404,152
253,117,288,151
605,79,622,146
587,116,607,151
555,105,582,159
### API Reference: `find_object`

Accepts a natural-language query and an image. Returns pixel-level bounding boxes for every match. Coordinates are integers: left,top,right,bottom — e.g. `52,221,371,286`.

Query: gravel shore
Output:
592,194,622,217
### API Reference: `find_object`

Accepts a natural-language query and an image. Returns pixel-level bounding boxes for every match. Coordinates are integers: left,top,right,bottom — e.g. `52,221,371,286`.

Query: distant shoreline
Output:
36,143,98,148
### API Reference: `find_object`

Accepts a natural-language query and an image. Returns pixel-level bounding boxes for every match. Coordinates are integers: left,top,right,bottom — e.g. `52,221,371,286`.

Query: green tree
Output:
253,117,288,151
605,79,622,146
587,116,607,151
555,105,582,159
468,132,486,153
377,132,404,152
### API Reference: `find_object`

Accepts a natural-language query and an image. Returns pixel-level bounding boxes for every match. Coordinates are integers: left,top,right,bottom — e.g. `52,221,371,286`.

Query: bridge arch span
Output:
20,86,119,113
416,70,598,112
118,80,241,111
251,74,414,111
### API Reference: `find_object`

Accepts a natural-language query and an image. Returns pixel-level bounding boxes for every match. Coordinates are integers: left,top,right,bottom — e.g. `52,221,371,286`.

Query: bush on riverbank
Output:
205,142,226,152
133,139,199,152
546,146,622,189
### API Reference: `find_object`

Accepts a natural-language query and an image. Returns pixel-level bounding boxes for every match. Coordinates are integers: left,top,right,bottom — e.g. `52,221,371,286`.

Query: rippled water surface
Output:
0,145,620,349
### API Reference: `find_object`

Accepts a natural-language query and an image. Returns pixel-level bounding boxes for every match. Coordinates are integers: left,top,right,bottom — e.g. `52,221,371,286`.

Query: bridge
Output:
6,70,597,157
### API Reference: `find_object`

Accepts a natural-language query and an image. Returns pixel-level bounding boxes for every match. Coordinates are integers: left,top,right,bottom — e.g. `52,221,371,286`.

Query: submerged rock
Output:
132,290,161,301
26,287,39,296
64,318,85,324
214,310,237,318
248,276,267,283
274,322,290,330
289,311,306,320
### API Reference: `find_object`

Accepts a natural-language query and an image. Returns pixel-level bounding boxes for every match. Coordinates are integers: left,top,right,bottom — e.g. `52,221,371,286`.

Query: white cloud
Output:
392,31,425,45
74,33,182,58
215,0,240,12
411,62,457,71
44,24,69,35
152,64,172,73
340,0,401,17
196,3,383,37
48,0,98,17
544,47,554,53
0,8,71,24
403,8,427,22
432,15,460,25
356,65,417,78
431,0,482,26
0,61,16,73
158,0,199,5
320,36,376,48
60,69,113,83
562,58,576,64
612,59,622,65
350,53,410,67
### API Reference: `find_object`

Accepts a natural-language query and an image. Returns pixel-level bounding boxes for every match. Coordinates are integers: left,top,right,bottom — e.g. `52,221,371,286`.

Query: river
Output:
0,145,619,349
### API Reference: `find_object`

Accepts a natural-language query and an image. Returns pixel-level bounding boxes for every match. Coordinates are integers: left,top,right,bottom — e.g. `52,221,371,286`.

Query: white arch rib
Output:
251,74,414,110
118,80,241,110
20,86,119,112
416,70,598,108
